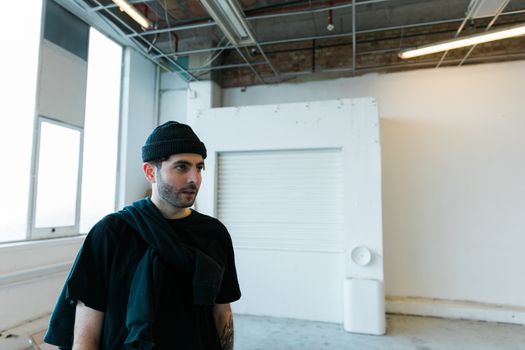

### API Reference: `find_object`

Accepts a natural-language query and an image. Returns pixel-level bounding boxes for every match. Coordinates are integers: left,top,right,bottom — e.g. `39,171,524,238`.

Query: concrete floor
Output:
235,314,525,350
5,313,524,350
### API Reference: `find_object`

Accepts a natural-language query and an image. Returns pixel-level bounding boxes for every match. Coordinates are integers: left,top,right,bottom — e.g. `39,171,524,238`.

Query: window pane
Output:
80,28,122,233
0,0,43,242
34,122,81,228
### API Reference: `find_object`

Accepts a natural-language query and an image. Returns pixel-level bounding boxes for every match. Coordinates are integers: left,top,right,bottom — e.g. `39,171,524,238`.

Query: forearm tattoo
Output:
219,314,234,350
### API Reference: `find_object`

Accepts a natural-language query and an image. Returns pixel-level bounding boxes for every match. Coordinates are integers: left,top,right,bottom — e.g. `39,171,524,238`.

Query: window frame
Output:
28,116,84,240
0,3,125,245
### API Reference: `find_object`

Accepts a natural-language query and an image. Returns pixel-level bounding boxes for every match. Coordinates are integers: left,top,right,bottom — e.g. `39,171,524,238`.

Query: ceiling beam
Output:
458,0,510,66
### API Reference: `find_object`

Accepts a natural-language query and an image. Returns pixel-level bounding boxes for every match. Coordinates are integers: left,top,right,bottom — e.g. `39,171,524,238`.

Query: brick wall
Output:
215,13,525,88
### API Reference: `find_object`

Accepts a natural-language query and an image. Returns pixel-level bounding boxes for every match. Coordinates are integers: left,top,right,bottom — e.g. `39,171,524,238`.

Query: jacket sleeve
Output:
66,214,120,311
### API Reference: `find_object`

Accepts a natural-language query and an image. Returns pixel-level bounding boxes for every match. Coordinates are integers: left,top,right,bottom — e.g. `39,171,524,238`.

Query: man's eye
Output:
175,165,187,171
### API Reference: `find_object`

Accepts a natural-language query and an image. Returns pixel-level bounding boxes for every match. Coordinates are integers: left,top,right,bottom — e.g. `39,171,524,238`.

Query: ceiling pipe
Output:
352,0,356,74
172,32,179,53
327,2,335,31
142,4,159,53
187,61,267,72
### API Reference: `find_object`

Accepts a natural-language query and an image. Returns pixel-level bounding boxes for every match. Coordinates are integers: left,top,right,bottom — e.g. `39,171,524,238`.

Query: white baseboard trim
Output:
386,296,525,325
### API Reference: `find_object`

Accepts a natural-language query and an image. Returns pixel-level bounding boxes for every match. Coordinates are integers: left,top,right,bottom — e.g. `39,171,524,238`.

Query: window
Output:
0,5,122,243
80,28,122,233
32,119,82,238
31,28,122,239
0,0,43,242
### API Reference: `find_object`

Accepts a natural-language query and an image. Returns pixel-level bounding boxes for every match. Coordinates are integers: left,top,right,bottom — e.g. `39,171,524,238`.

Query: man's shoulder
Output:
86,213,137,243
190,210,226,228
91,212,130,230
189,210,230,238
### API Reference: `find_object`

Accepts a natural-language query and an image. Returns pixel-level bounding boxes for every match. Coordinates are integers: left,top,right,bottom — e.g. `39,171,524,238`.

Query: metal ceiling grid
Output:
65,0,525,84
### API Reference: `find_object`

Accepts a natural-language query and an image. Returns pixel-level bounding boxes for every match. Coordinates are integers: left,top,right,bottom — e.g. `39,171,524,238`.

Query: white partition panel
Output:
190,98,383,331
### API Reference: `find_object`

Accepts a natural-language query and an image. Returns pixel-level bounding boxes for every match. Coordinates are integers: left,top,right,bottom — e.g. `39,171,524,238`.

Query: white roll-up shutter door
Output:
217,148,344,252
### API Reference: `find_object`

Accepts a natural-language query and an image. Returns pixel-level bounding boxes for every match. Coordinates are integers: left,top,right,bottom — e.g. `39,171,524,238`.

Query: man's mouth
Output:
181,188,197,195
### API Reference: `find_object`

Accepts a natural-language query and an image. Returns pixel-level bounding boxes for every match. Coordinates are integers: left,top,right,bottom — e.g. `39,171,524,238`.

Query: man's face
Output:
154,153,204,209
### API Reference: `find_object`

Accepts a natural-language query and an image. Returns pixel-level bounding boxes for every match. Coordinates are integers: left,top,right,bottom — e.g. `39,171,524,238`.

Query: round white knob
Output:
351,246,372,266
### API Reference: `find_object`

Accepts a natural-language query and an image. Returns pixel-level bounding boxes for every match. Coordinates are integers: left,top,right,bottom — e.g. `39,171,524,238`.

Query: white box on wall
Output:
344,278,385,335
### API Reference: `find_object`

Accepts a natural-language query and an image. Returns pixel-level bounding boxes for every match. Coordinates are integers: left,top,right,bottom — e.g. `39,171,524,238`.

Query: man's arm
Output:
72,300,104,350
213,303,234,350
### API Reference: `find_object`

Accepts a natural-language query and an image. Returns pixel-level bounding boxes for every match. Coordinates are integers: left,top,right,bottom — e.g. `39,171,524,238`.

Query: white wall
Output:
219,60,525,324
158,76,223,125
159,71,188,124
0,238,83,331
118,48,158,207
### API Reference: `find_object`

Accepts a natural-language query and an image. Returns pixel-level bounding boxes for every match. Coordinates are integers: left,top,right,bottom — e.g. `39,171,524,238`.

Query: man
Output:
45,121,241,350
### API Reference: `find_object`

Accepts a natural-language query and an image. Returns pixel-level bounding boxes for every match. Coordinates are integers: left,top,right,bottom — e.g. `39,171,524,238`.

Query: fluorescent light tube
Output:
112,0,153,29
216,0,248,38
399,22,525,59
199,0,256,46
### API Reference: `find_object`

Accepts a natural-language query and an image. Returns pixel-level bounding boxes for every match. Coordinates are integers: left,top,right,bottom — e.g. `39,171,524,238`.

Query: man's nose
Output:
187,167,200,183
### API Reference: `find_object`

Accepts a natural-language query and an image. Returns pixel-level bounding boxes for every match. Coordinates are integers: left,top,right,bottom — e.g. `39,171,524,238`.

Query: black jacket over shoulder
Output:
45,198,241,350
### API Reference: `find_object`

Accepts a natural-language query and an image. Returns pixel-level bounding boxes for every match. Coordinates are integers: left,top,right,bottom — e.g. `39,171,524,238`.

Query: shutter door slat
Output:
217,148,344,252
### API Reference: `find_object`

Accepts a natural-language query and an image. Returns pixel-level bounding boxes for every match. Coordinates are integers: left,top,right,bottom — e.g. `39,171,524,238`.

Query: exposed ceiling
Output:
63,0,525,86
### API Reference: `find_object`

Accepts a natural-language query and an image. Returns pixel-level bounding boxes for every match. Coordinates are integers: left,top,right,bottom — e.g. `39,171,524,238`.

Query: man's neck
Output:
150,196,192,220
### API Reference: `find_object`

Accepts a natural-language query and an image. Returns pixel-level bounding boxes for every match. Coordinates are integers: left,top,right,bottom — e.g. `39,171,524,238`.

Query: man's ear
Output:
143,162,157,183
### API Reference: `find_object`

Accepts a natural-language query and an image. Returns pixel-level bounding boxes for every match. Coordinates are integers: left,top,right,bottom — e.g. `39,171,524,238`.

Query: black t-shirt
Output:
67,210,241,350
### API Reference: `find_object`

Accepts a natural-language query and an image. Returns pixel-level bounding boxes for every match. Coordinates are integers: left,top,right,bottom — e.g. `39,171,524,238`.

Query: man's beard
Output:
156,173,198,208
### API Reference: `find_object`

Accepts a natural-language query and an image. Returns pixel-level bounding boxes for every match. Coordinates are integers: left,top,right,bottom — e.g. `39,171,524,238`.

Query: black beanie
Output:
141,121,207,162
